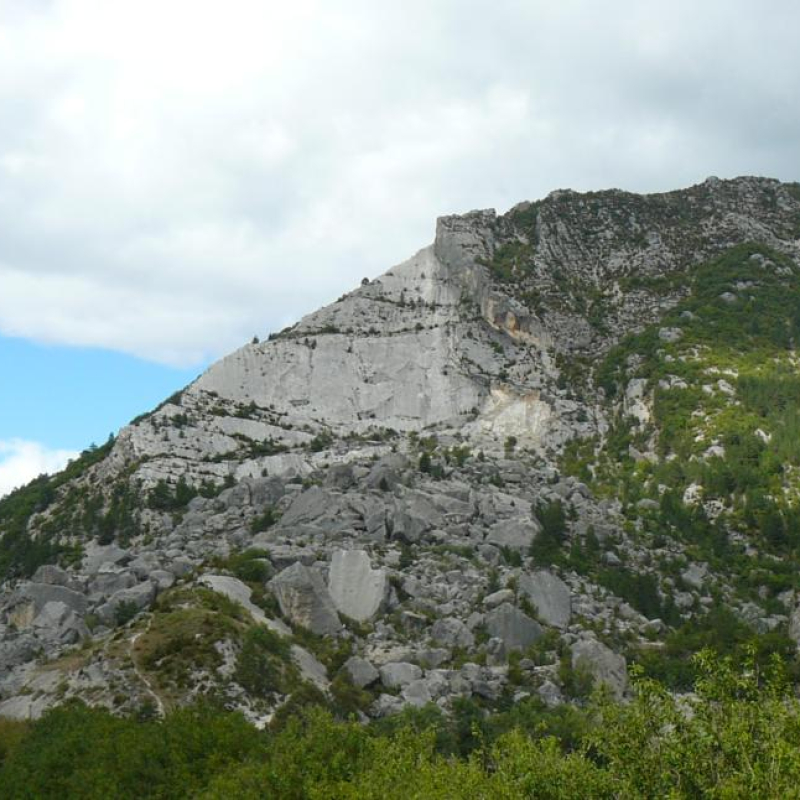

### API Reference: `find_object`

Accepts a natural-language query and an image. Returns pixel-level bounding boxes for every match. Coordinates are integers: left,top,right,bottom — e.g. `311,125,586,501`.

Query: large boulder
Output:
82,543,130,575
485,603,543,653
31,564,76,588
96,581,157,625
328,550,387,622
14,583,88,618
379,661,422,689
269,562,342,635
571,637,628,699
88,568,138,601
344,656,380,688
32,601,88,644
430,617,475,649
518,570,571,628
486,517,539,552
279,486,331,527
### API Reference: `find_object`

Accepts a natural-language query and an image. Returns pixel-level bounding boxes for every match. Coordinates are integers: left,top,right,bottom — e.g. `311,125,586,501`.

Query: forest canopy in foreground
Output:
2,649,800,799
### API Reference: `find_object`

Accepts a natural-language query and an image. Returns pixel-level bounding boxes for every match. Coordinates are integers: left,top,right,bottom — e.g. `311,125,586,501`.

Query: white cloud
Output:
0,0,798,365
0,439,79,498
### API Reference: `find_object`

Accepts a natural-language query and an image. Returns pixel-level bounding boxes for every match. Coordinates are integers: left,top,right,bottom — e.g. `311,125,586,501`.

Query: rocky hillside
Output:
2,175,800,724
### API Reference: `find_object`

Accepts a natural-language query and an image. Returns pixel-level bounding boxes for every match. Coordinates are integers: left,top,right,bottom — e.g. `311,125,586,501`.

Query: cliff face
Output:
2,176,800,723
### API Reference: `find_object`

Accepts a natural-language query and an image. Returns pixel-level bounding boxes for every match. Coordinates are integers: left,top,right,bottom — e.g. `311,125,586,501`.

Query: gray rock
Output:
0,635,39,671
402,679,432,707
789,605,800,648
31,564,72,587
571,637,628,699
149,570,176,591
280,486,331,527
486,517,539,551
89,569,137,600
269,562,342,635
291,644,329,690
344,656,380,688
199,574,291,635
485,603,543,653
128,553,163,579
15,583,88,617
379,661,422,688
328,550,387,622
97,581,157,625
483,589,514,608
658,327,683,343
32,601,88,644
371,693,406,718
430,617,475,649
537,680,563,708
82,543,130,574
418,648,450,669
681,563,708,590
518,570,571,628
325,463,356,491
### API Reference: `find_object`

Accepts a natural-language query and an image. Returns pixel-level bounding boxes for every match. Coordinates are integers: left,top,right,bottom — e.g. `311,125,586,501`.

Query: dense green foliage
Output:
3,652,800,797
0,438,115,581
563,244,800,619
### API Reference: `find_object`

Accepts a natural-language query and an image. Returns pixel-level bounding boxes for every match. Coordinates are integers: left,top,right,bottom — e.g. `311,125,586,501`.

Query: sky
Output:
1,0,799,496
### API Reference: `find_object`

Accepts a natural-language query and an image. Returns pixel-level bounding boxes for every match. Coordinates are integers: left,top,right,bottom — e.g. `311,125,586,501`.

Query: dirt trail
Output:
129,616,166,717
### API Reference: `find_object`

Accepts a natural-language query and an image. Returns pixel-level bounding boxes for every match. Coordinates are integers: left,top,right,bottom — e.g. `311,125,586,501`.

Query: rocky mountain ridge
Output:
2,175,800,724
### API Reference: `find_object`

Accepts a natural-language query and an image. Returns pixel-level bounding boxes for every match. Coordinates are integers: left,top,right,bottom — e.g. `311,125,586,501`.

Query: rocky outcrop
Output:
269,563,342,636
485,604,543,654
571,637,628,699
518,570,571,629
327,550,387,622
2,176,800,724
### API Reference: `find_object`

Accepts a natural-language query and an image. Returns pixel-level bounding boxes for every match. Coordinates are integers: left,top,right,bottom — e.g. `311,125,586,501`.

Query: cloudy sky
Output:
1,0,799,495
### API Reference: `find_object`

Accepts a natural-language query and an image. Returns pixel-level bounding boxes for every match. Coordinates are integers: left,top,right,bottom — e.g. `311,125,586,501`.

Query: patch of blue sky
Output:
0,333,206,452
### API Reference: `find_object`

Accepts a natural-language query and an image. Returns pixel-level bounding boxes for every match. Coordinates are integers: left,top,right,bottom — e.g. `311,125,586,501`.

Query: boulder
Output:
280,486,331,527
291,644,329,690
269,562,342,635
537,680,563,708
681,563,708,591
325,463,356,491
486,517,539,551
32,601,88,644
82,543,130,574
379,661,422,689
16,583,87,617
328,550,387,622
402,679,432,707
483,589,514,609
430,617,475,649
31,564,72,587
518,570,571,628
97,581,157,625
88,568,137,601
485,603,543,653
128,553,163,580
344,656,380,688
571,637,628,699
0,635,39,672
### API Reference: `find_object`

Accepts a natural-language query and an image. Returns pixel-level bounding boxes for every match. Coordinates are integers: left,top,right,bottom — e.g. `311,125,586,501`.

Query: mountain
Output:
2,175,800,724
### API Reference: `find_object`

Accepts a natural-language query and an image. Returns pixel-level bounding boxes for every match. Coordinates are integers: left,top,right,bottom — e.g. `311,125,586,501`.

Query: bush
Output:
233,625,296,697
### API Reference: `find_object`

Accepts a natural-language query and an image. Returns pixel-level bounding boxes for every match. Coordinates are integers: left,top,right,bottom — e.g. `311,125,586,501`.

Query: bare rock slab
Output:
269,562,342,635
519,570,571,629
328,549,387,622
